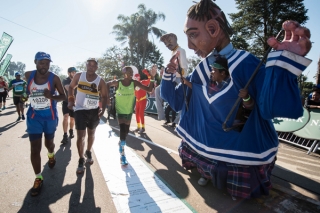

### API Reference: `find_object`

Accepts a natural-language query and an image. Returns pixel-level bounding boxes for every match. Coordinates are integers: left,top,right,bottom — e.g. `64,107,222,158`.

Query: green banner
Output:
145,97,158,114
0,32,14,62
293,109,320,140
272,108,310,132
0,54,12,76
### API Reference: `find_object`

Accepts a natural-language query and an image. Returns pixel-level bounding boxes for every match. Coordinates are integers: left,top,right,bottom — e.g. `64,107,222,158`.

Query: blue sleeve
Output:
160,70,190,112
259,50,312,119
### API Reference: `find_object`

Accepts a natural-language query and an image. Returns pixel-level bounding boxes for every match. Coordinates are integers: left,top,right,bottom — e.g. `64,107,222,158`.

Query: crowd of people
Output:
0,0,313,201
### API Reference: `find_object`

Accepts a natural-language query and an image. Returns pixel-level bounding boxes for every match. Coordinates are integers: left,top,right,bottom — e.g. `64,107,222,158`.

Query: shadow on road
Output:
18,141,74,213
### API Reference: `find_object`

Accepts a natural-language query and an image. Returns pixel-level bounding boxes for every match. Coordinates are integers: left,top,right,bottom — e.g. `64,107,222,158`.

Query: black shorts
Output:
74,108,100,130
13,96,24,105
0,92,6,103
62,102,74,117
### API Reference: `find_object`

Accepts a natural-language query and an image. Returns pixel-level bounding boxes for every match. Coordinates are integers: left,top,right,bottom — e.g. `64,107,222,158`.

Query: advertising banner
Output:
0,54,12,76
293,109,320,140
0,32,14,62
272,108,310,132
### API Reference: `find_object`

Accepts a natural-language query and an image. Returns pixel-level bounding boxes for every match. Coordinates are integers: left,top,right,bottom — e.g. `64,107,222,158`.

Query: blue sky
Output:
0,0,319,82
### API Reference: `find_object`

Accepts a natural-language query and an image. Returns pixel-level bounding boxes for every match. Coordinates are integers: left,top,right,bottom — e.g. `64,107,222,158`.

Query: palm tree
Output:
112,4,166,69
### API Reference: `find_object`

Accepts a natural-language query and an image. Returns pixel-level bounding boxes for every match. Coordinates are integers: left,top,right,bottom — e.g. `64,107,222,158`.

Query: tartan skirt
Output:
179,141,276,198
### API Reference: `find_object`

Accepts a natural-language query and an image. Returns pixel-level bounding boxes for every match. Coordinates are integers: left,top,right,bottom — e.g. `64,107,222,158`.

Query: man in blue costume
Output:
160,0,312,198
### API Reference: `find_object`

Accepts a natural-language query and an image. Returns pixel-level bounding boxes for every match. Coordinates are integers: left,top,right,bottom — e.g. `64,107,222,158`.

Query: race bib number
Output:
15,85,23,92
30,92,51,109
83,94,99,109
0,88,4,92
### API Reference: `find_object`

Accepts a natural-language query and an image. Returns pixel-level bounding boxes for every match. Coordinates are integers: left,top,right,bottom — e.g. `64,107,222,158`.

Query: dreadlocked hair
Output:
187,0,233,37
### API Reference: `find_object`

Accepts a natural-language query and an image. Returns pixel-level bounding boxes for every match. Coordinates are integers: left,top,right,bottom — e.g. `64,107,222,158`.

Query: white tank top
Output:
74,72,101,111
29,80,51,110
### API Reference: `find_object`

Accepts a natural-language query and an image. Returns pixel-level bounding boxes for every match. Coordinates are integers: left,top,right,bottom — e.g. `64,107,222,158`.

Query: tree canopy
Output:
229,0,308,58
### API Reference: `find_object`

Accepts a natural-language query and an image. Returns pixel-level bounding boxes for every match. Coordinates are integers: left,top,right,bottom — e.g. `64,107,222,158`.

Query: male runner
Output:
68,58,108,174
8,72,27,121
61,67,78,144
25,51,66,196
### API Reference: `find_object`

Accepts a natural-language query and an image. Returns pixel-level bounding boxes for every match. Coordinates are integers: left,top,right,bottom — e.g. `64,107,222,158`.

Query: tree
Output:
229,0,308,58
187,56,201,74
6,61,26,77
49,65,66,80
112,4,166,68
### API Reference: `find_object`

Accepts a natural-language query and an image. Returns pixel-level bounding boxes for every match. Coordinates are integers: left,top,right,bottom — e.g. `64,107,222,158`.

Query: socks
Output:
36,173,43,180
47,152,54,158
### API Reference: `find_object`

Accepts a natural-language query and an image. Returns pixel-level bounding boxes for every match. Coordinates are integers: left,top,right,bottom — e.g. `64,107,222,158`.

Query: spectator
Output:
305,91,320,109
155,66,165,120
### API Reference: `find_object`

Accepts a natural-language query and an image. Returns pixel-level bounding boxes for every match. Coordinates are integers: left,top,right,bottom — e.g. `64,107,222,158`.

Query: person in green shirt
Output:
8,72,27,121
106,66,156,165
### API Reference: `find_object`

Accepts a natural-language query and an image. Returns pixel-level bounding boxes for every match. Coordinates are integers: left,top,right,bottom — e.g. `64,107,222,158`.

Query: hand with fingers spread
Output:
166,51,180,74
267,20,311,56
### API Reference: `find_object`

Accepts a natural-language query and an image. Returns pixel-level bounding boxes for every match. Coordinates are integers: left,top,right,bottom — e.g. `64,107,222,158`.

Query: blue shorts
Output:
26,117,58,135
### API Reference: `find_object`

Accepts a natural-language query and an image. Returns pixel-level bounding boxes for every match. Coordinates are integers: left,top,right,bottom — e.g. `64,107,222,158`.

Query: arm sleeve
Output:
160,69,188,112
259,50,312,119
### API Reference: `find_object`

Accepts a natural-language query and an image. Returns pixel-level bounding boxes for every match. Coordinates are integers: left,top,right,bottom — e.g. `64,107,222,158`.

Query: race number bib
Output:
15,84,23,92
83,94,99,109
0,88,4,92
30,92,51,109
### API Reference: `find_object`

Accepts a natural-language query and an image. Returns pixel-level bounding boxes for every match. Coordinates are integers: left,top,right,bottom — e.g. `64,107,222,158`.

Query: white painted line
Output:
93,122,194,213
110,126,179,155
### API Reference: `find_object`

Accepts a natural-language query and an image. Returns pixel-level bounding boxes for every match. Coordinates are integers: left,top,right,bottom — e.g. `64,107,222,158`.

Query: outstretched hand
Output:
267,20,311,56
166,51,180,74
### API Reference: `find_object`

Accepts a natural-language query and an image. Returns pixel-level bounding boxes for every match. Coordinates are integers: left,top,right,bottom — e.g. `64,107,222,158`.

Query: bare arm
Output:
134,80,155,92
98,79,108,117
67,73,81,109
44,75,66,101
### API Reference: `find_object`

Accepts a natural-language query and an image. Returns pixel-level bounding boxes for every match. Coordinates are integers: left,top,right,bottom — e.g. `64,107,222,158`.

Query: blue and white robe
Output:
160,43,311,166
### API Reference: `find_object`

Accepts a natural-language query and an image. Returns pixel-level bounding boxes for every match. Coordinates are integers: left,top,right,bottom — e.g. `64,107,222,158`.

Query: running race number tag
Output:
15,84,24,92
83,94,99,109
0,88,4,92
30,92,51,109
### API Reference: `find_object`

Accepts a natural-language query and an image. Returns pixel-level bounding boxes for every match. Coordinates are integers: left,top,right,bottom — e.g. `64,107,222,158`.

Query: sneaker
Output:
61,134,68,144
0,109,2,112
164,121,170,125
30,178,43,196
77,158,86,174
16,116,21,121
2,106,5,110
48,155,56,169
69,129,74,138
84,150,94,164
198,177,209,186
22,115,25,120
171,123,176,128
133,128,140,132
139,128,145,134
120,155,128,165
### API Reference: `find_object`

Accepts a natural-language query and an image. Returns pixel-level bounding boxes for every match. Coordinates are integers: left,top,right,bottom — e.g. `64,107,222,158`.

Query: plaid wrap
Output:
179,141,275,198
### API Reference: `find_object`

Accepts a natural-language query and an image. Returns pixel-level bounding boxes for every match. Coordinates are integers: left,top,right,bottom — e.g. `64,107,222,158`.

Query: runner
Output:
0,76,8,112
25,51,66,196
67,58,108,174
8,72,27,121
61,67,78,144
106,66,156,165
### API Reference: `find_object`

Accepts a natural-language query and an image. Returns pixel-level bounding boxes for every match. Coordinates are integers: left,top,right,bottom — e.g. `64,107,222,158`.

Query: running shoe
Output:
198,177,209,186
120,155,128,165
84,150,94,164
16,116,21,121
48,155,56,169
21,115,25,120
133,128,140,132
61,134,68,144
139,128,145,133
2,106,5,110
30,178,43,196
0,109,2,112
77,158,85,174
69,129,74,139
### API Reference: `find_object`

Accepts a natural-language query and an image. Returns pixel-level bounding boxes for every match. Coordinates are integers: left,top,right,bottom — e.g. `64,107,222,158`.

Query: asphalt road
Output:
0,97,320,213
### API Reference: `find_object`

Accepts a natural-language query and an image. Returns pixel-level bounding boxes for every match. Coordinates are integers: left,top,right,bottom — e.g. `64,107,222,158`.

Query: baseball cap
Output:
15,72,21,76
211,62,226,70
68,67,78,73
35,52,52,62
87,58,98,65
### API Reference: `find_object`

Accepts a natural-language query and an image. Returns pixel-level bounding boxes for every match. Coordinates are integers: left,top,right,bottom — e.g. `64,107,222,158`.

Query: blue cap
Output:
15,72,21,76
35,52,52,62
